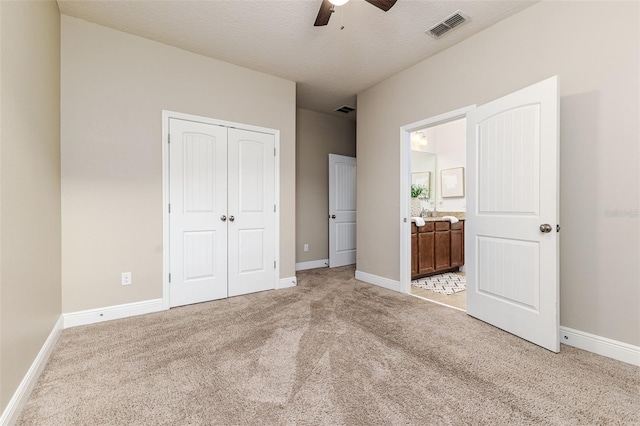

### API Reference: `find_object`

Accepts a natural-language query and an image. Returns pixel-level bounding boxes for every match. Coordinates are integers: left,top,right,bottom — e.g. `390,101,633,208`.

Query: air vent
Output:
427,10,470,39
335,105,356,114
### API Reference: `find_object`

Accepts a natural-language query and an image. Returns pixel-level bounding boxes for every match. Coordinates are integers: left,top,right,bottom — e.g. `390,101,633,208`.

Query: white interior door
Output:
466,76,560,352
169,118,228,307
227,128,276,297
328,154,356,267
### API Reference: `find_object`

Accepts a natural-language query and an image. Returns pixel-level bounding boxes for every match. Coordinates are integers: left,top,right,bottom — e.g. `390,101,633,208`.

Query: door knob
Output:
229,215,235,222
330,215,336,219
539,224,552,233
220,215,227,222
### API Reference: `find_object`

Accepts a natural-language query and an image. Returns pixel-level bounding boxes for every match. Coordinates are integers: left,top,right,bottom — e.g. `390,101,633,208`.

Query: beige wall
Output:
296,109,356,264
61,16,296,313
357,1,639,346
0,0,61,410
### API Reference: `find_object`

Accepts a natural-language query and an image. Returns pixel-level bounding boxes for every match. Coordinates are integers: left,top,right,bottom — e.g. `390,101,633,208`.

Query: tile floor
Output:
410,271,466,310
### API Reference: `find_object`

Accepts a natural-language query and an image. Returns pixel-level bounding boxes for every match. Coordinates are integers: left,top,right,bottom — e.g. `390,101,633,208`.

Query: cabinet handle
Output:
229,215,235,222
220,215,227,222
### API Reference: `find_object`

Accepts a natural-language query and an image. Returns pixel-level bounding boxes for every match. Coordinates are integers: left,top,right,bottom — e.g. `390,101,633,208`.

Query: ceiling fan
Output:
314,0,397,27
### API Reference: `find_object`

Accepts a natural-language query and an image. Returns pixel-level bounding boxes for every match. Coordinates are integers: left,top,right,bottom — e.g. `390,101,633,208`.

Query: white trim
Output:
63,299,165,329
355,270,401,292
399,105,475,295
560,326,640,367
273,129,281,295
162,111,170,310
0,316,63,426
162,110,281,307
409,293,466,313
295,259,329,271
278,276,297,289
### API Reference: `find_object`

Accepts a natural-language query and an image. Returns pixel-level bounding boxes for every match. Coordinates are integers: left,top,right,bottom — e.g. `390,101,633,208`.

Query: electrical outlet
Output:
121,272,132,286
303,244,309,252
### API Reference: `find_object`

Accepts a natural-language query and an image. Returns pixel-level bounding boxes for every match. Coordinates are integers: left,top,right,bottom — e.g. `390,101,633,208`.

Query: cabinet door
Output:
450,228,464,267
418,232,435,274
411,232,418,277
434,230,451,271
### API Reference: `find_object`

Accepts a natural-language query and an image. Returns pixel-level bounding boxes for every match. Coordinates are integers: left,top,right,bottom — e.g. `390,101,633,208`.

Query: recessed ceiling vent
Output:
335,105,356,114
427,10,470,39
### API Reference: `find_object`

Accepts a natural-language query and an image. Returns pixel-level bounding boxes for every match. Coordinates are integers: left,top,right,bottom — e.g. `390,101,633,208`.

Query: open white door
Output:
328,154,356,267
466,76,560,352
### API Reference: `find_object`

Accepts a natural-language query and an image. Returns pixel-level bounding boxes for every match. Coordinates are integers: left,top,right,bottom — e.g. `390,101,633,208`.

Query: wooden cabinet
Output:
418,223,435,275
450,222,464,268
411,224,418,276
411,220,464,280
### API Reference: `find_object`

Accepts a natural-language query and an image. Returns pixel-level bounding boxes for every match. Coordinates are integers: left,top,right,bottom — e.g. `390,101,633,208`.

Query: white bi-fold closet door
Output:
169,118,276,308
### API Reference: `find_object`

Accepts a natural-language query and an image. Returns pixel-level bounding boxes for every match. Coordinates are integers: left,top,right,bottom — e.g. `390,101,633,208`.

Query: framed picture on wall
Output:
441,167,464,198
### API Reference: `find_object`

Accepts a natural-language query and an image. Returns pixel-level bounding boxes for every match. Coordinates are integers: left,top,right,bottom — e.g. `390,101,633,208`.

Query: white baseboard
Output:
278,276,297,289
0,315,63,426
295,259,328,271
63,299,165,329
355,270,401,292
560,326,640,367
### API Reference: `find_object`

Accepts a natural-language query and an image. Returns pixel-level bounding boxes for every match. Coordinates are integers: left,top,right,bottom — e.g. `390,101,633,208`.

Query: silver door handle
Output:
539,224,552,233
220,215,227,222
229,215,235,222
330,215,336,219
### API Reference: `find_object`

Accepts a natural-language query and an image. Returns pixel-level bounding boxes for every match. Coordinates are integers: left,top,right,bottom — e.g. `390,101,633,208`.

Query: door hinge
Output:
274,147,276,156
274,261,276,269
274,204,276,213
168,273,171,283
168,134,170,144
168,203,171,213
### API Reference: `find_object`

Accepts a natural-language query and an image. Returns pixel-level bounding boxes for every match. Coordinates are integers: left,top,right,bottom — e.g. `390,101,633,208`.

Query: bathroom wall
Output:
424,118,466,212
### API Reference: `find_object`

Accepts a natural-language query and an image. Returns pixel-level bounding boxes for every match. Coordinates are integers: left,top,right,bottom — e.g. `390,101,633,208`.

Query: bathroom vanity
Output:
411,219,464,279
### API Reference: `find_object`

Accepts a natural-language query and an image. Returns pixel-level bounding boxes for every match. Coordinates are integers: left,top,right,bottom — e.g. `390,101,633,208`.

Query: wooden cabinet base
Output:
411,220,464,281
412,266,461,280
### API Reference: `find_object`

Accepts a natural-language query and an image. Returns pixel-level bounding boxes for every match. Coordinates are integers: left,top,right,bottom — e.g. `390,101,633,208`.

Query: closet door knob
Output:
220,215,227,222
229,215,235,222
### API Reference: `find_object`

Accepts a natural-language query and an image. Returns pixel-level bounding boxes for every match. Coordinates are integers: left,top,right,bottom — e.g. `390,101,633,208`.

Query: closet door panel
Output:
227,128,276,296
169,119,228,307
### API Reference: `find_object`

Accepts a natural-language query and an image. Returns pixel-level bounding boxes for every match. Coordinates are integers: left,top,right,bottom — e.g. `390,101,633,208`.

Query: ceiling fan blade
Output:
364,0,397,12
314,0,333,26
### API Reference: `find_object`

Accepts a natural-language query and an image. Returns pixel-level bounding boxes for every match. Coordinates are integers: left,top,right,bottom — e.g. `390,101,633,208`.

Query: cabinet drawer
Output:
451,221,464,230
435,221,450,231
418,222,435,233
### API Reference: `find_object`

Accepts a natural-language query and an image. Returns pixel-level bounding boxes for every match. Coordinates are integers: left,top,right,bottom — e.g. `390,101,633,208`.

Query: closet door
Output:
227,128,276,296
169,119,228,307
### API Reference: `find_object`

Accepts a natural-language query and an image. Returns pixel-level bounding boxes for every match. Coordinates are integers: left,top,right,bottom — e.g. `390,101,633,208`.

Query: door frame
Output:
399,106,475,294
161,110,281,310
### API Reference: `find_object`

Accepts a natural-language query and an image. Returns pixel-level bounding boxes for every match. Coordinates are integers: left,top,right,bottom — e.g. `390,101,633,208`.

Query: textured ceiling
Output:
57,0,537,121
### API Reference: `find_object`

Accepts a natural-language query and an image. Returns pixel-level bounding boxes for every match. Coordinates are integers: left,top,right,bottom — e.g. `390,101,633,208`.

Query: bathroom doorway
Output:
400,107,473,311
407,115,468,311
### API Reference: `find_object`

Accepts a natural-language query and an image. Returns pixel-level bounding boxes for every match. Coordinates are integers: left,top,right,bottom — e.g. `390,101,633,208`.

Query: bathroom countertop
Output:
422,212,466,222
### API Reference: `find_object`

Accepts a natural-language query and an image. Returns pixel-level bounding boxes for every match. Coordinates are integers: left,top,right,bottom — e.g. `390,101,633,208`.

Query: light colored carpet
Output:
412,272,466,295
18,266,639,425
